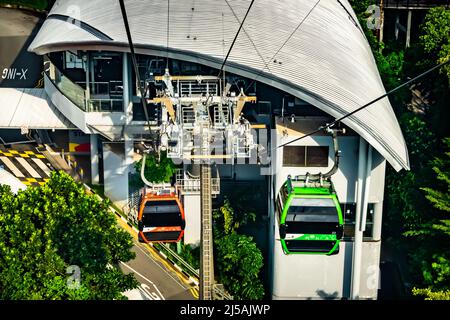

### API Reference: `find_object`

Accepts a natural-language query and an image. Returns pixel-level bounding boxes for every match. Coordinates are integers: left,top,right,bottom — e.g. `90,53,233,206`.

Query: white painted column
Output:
372,201,383,241
90,134,100,185
85,53,90,110
406,10,412,48
351,138,367,299
395,14,400,40
361,146,373,234
123,52,134,172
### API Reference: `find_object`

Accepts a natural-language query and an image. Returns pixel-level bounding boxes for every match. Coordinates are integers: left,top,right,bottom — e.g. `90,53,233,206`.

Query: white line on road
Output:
0,156,25,178
134,243,188,291
120,262,165,300
31,158,52,177
16,157,41,178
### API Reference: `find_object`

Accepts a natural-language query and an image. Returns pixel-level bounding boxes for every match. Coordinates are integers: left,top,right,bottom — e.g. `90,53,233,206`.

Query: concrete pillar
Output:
361,146,373,233
372,201,383,241
85,53,90,110
90,134,100,185
123,52,131,116
406,10,412,48
103,142,130,210
351,138,367,299
90,53,95,95
183,193,201,245
395,14,400,40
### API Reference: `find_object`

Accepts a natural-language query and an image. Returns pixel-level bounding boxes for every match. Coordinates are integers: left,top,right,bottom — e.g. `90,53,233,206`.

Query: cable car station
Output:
0,0,414,300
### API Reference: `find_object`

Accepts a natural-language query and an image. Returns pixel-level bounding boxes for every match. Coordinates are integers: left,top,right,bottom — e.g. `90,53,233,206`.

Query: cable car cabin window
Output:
285,198,340,235
285,240,337,253
283,146,329,167
142,200,182,227
287,198,339,223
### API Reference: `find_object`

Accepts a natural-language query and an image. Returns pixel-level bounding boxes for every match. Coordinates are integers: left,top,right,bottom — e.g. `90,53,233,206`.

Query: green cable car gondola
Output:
276,127,346,255
276,175,344,255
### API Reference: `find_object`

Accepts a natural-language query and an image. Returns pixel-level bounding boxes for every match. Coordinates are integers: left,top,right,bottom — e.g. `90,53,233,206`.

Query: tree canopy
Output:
133,152,177,187
419,7,450,84
351,1,450,300
411,138,450,299
213,199,264,300
0,171,138,300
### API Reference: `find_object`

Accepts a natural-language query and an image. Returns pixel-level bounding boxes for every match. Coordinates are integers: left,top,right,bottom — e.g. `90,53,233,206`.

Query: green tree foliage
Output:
419,7,450,84
352,0,407,107
213,199,264,300
0,171,138,300
134,152,177,186
0,0,48,10
422,138,450,213
410,138,450,299
215,233,264,300
413,288,450,300
351,0,450,299
213,198,256,238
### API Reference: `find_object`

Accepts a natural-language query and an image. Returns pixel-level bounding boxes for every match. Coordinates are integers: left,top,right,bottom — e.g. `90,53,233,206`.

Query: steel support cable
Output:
118,0,154,140
166,0,170,68
244,0,321,93
276,58,450,150
218,0,255,79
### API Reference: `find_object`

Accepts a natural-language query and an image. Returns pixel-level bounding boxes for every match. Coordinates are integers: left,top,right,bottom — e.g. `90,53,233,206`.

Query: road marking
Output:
3,153,13,157
135,243,188,291
0,156,25,178
19,154,30,158
31,158,52,177
26,178,37,183
112,202,195,298
16,158,41,178
189,287,199,299
24,151,35,155
9,150,19,155
119,262,165,300
36,155,45,159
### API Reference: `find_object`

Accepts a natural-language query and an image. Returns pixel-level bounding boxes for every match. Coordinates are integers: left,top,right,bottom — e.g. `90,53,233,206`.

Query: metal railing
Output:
45,57,124,113
176,169,220,195
46,58,86,111
76,80,124,97
179,80,219,96
88,99,123,112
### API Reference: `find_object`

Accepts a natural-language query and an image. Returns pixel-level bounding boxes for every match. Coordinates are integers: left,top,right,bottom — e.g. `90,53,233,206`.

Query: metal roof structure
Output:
28,0,409,171
0,88,75,130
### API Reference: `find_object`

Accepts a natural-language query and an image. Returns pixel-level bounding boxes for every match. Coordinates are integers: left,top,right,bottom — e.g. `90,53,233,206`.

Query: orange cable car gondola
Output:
137,152,186,243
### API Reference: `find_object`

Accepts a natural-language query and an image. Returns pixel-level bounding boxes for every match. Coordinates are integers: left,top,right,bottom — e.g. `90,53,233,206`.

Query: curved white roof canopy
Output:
29,0,409,171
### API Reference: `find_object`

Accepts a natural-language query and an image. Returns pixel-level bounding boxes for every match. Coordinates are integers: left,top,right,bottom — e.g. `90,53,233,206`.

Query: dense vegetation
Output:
131,152,177,189
351,1,450,299
0,0,48,11
171,196,265,300
212,199,265,300
0,172,138,299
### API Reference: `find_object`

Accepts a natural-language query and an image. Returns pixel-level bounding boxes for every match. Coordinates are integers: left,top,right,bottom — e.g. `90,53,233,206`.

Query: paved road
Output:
0,8,44,88
117,218,197,300
0,138,196,300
